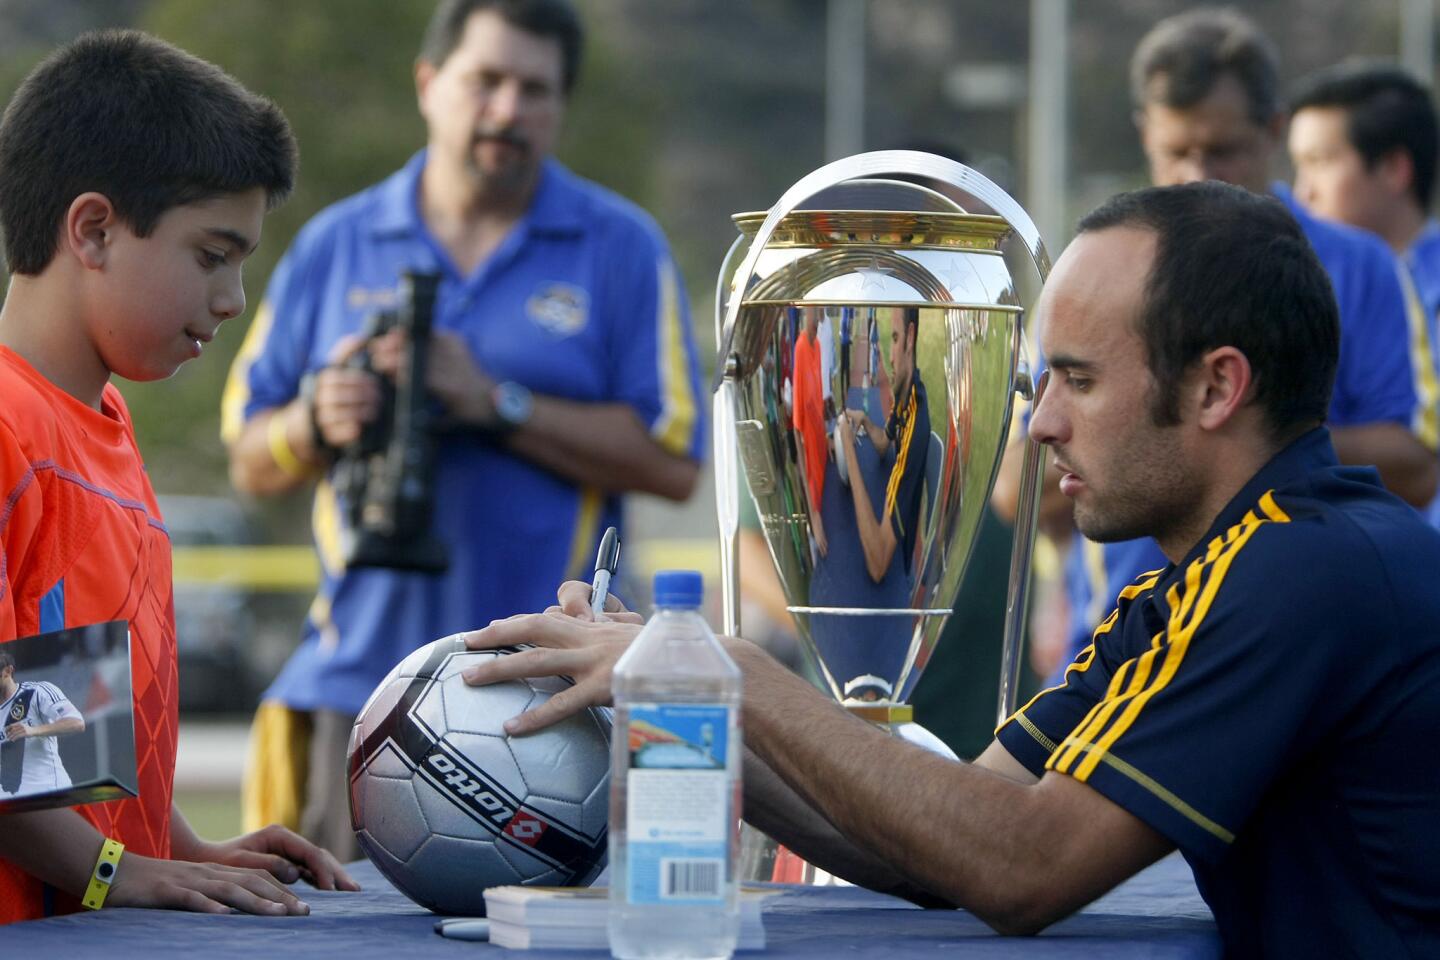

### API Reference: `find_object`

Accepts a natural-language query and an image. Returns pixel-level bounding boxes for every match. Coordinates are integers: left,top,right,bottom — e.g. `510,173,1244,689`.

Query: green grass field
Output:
174,788,243,841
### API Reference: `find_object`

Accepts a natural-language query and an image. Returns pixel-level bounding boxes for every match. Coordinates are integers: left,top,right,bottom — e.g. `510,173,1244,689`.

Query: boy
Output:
0,30,357,923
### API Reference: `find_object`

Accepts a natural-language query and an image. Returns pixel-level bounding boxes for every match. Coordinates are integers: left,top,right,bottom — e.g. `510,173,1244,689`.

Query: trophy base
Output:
739,711,955,884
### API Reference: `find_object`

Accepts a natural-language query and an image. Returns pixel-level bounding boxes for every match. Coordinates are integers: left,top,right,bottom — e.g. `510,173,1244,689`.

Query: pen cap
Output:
652,570,703,609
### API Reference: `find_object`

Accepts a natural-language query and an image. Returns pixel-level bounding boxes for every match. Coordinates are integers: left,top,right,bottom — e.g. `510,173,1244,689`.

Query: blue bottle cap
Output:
653,569,704,608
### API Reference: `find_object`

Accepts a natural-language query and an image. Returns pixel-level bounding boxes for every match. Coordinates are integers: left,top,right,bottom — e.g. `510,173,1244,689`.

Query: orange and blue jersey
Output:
999,428,1440,955
222,151,706,716
0,347,177,923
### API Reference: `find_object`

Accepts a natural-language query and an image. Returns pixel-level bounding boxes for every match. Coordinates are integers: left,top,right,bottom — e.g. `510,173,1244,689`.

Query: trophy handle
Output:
715,233,748,637
712,149,1051,392
713,150,1053,728
999,372,1048,724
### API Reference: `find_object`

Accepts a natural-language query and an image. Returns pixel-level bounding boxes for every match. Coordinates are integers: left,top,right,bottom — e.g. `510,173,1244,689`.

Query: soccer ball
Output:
348,634,611,915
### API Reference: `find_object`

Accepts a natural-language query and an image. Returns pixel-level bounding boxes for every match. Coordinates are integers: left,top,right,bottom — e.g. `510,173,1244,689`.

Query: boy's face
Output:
1288,105,1397,235
91,189,265,382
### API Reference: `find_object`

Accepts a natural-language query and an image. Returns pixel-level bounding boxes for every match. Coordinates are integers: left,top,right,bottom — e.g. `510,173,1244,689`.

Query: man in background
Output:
1288,62,1440,505
223,0,705,859
998,7,1439,676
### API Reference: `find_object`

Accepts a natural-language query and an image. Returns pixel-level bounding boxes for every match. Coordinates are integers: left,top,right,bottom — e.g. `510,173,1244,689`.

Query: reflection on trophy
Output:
712,151,1050,880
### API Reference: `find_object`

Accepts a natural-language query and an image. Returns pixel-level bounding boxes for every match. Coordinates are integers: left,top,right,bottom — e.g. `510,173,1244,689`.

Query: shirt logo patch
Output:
526,283,589,337
346,286,400,312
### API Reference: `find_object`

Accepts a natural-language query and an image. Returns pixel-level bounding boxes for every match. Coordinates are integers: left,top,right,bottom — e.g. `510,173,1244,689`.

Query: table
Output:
6,853,1218,958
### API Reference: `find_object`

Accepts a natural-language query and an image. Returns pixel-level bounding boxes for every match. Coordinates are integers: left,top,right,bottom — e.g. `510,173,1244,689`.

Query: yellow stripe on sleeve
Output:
220,301,277,445
311,478,346,576
1065,742,1236,844
565,487,603,582
649,258,699,458
1052,496,1286,782
1398,266,1440,452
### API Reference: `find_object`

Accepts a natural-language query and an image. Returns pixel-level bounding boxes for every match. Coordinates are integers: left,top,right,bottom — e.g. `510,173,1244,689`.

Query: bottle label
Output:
624,702,733,906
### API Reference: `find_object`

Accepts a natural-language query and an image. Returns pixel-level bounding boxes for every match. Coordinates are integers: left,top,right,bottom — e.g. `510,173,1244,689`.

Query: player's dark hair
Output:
420,0,583,93
0,650,13,674
0,30,297,276
1077,181,1338,441
1131,7,1280,124
1290,61,1438,211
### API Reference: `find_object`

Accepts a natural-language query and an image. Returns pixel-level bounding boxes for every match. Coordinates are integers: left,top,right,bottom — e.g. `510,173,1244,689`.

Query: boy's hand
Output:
462,580,644,735
106,851,313,915
177,824,360,892
4,722,28,741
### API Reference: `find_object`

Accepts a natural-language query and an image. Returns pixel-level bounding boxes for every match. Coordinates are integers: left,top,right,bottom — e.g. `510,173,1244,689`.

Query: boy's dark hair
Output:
1077,181,1339,441
0,649,14,674
1131,7,1280,125
1290,61,1439,211
420,0,583,93
0,30,296,277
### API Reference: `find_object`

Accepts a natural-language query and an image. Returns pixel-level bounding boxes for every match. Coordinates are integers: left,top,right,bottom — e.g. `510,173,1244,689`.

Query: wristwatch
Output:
490,381,534,433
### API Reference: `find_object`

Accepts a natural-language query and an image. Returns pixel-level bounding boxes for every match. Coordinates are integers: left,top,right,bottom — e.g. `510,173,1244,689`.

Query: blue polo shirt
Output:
1052,186,1432,679
222,151,705,715
999,429,1440,956
1405,219,1440,324
1405,220,1440,528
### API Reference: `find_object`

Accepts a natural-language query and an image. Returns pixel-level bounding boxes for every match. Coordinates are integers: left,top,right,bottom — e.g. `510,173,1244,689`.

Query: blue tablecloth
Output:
6,853,1218,958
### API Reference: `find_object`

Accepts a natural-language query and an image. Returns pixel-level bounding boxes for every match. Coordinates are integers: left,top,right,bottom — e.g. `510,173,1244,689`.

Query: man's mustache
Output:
472,128,529,151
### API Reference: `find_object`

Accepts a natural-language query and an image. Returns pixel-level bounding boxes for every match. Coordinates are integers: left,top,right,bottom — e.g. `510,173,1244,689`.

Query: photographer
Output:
222,0,705,859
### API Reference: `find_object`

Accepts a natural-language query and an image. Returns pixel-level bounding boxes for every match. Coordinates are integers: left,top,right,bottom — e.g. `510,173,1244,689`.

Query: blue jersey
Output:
1405,219,1440,324
222,152,705,715
1405,220,1440,527
1000,429,1440,956
1053,186,1433,677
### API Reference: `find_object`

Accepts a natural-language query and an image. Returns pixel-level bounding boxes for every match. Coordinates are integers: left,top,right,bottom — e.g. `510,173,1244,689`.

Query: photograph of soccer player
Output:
0,650,85,799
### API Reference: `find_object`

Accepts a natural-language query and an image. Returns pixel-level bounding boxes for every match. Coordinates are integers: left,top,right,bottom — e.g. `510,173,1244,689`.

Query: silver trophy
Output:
712,152,1050,879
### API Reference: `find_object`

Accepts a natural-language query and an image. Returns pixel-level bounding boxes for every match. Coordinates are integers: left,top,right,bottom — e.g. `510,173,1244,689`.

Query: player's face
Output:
889,311,914,397
1029,227,1204,548
418,9,565,196
91,189,264,382
1138,72,1276,194
1289,106,1392,235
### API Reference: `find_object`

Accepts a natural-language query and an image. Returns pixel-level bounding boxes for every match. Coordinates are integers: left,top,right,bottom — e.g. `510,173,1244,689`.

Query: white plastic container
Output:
608,570,742,960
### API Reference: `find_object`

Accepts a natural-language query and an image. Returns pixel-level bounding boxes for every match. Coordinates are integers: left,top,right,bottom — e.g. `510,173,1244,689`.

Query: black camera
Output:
331,271,450,573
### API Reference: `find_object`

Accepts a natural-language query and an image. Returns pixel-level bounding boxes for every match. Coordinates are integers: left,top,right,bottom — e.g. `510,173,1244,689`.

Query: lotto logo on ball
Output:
347,637,611,916
505,812,548,845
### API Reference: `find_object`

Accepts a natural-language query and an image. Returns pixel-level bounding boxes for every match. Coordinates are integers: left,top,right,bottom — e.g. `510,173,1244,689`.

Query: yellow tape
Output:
171,546,319,590
170,539,719,592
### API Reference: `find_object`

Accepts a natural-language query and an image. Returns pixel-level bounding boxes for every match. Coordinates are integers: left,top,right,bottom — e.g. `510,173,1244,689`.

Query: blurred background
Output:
0,0,1433,836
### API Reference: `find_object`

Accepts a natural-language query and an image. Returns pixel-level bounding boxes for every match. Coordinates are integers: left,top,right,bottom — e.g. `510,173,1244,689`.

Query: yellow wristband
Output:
82,838,124,910
267,410,308,479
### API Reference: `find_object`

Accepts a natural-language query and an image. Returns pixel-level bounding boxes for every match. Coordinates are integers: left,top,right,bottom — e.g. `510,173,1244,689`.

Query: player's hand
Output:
178,824,361,893
4,723,27,741
462,581,644,734
105,850,314,916
313,334,383,448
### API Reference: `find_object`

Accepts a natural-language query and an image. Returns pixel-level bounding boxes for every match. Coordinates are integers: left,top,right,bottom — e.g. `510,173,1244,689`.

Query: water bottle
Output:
608,570,742,960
